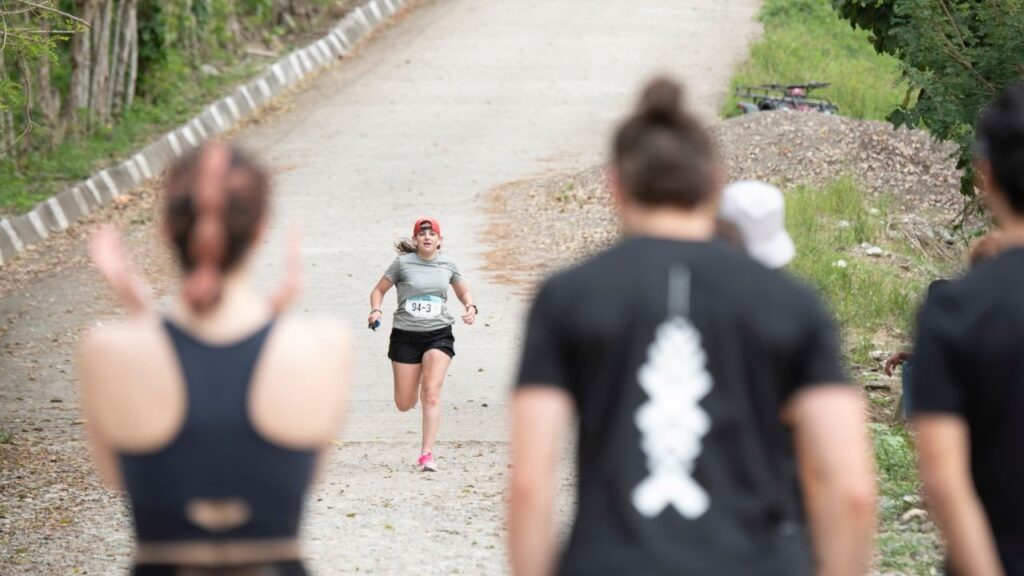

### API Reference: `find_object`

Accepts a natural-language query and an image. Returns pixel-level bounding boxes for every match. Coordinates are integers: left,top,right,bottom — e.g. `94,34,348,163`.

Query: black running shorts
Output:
388,326,456,364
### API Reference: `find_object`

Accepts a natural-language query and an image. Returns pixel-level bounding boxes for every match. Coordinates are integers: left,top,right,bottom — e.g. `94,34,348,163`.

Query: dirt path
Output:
0,1,762,573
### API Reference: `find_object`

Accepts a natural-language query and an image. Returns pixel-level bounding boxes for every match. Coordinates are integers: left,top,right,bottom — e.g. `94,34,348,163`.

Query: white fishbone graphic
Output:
632,268,713,519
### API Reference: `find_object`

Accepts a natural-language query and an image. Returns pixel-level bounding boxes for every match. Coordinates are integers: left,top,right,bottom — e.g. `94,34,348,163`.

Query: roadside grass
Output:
787,178,946,573
0,61,265,216
787,179,924,355
871,424,944,574
722,0,906,121
0,0,357,217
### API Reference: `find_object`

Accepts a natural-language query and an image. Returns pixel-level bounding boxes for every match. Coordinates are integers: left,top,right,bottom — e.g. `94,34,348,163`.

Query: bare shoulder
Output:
79,317,167,383
270,315,350,355
250,315,350,448
257,314,351,385
82,317,159,350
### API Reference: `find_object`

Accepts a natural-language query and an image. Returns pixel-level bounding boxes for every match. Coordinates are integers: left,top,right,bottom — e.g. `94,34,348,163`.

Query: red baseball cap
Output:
413,218,442,237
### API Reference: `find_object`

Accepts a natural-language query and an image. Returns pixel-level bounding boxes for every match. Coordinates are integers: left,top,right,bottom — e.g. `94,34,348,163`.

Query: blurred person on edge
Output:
910,83,1024,576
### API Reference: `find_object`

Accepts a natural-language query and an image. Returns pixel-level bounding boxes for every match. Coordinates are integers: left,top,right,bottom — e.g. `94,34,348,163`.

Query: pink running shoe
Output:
417,451,437,472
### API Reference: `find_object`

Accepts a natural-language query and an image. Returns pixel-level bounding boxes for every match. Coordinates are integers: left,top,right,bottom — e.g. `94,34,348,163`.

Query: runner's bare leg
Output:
419,349,452,455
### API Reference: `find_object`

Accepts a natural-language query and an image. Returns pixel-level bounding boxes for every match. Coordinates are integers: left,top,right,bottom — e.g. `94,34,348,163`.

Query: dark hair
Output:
164,141,270,313
612,77,717,209
395,238,417,254
978,83,1024,213
394,233,442,255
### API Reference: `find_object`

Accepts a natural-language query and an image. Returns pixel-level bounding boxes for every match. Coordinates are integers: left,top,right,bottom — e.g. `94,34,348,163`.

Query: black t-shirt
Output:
516,236,846,576
911,247,1024,574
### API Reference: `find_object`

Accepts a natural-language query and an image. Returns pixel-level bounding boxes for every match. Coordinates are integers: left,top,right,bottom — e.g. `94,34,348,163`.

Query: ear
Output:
608,167,628,212
977,159,1009,222
253,216,270,246
708,165,725,212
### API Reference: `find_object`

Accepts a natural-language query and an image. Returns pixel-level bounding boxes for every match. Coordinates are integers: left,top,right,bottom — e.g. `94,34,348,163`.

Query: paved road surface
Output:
0,0,761,573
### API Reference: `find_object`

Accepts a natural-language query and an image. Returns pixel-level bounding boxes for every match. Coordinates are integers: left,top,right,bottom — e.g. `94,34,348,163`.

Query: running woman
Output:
79,141,350,576
368,218,476,472
910,84,1024,576
509,78,877,576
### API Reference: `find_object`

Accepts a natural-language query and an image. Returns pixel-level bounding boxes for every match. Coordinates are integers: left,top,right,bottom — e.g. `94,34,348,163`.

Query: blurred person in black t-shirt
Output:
911,84,1024,576
508,78,877,576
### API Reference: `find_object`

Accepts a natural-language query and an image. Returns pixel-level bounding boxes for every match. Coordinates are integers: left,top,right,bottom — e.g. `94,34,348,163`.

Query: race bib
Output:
404,295,443,319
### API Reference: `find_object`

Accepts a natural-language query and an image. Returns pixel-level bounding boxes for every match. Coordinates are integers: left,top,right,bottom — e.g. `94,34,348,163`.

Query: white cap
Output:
719,180,796,269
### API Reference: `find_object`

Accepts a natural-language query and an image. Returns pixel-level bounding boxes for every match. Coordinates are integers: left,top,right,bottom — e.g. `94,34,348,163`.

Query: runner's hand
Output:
462,306,476,325
89,225,152,315
883,351,910,377
368,310,383,326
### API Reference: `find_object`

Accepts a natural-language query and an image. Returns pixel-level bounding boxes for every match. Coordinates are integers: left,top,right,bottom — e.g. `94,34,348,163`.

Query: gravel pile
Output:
488,111,967,285
712,111,963,216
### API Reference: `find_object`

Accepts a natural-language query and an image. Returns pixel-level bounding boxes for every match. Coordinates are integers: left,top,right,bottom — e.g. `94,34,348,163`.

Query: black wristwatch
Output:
467,304,478,314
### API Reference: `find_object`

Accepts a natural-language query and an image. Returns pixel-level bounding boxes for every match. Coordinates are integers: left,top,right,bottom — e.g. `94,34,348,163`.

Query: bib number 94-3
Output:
405,297,442,319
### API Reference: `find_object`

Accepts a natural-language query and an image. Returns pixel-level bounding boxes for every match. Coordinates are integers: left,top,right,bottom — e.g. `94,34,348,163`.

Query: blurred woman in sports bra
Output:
78,141,350,576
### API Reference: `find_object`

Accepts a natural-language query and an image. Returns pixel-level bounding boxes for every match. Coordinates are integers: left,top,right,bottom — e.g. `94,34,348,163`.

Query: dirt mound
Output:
488,111,969,286
713,111,963,217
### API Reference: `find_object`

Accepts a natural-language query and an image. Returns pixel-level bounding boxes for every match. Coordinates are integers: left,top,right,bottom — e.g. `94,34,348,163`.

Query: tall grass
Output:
787,178,924,354
786,179,943,573
723,0,906,120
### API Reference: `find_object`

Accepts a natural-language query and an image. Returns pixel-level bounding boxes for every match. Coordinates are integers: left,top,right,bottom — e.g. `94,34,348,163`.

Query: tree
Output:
0,0,88,155
833,0,1024,196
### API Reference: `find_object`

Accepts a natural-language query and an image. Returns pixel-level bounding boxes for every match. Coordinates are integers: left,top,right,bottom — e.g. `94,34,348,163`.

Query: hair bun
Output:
638,77,684,125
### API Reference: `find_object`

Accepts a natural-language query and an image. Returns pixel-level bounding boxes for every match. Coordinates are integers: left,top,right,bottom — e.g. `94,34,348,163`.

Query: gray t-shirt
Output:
384,252,464,331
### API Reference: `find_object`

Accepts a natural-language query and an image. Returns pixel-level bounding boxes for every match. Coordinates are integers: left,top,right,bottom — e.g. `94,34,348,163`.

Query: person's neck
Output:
173,266,270,337
999,217,1024,249
416,250,438,261
623,206,715,241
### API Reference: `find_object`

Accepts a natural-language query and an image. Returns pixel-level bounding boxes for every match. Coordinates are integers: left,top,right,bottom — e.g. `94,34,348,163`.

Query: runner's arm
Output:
77,330,124,490
510,386,572,576
784,386,876,576
452,281,476,324
89,226,154,316
914,415,1004,576
369,276,394,323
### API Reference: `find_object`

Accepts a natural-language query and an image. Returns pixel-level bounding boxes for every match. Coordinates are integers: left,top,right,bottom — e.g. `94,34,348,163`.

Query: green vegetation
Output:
787,179,925,364
723,0,905,121
0,0,344,216
787,179,949,573
870,424,943,574
833,0,1024,196
0,61,262,214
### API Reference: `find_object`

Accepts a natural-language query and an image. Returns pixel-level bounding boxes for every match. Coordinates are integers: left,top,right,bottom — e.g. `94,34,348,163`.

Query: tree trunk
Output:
110,0,138,117
0,111,7,159
67,0,99,129
273,0,313,27
124,1,138,112
109,0,126,115
180,0,199,65
89,0,114,127
15,60,33,155
0,59,9,158
37,34,65,146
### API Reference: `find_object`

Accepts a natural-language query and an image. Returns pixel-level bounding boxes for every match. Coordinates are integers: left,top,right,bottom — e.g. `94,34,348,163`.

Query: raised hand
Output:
269,228,303,315
89,225,153,316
